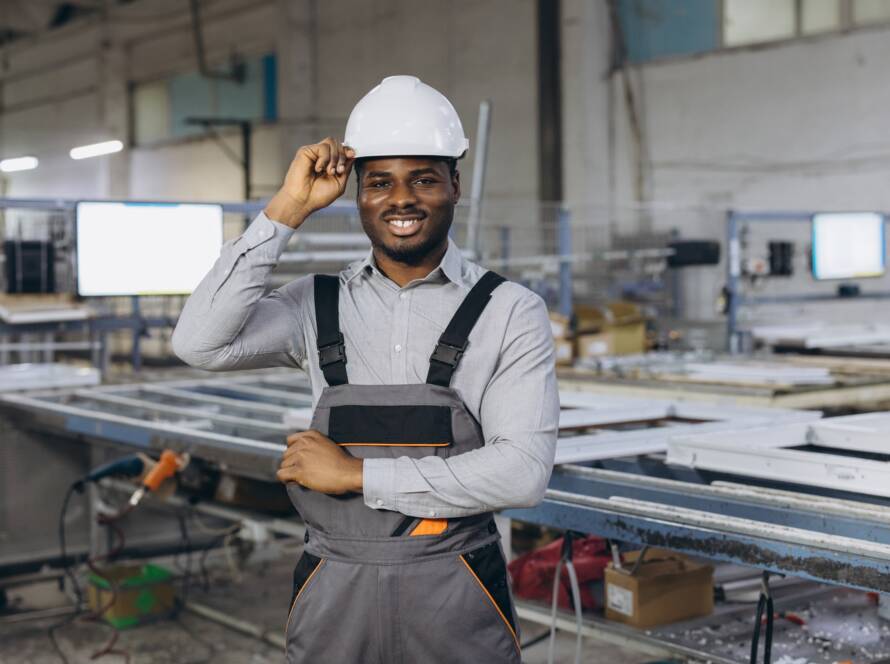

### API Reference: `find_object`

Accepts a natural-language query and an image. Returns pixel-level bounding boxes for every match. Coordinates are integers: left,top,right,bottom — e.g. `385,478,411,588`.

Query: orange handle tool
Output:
143,450,182,492
129,450,186,507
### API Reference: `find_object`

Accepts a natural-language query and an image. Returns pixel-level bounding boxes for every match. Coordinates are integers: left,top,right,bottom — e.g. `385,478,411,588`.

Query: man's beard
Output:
374,231,448,265
362,209,453,266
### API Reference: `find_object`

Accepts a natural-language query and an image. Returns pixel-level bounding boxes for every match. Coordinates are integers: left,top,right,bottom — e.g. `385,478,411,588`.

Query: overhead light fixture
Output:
69,140,124,160
0,156,38,172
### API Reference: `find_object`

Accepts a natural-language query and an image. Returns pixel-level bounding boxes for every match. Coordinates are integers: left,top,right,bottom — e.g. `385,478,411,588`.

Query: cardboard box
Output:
572,304,607,335
549,312,572,339
554,338,574,366
611,321,647,356
575,332,612,358
576,325,646,358
574,301,646,358
604,549,713,628
214,474,294,515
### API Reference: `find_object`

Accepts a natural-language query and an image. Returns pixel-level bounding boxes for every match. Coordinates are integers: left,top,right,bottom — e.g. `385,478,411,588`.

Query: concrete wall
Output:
10,1,890,332
611,28,890,217
0,0,539,206
562,11,890,325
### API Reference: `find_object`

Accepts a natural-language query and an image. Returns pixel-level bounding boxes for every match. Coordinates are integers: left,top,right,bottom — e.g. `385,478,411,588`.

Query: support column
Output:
276,0,318,172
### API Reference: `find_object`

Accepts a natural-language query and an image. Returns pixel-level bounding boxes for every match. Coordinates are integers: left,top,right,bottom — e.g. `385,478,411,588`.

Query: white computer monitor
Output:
76,201,224,296
811,212,886,281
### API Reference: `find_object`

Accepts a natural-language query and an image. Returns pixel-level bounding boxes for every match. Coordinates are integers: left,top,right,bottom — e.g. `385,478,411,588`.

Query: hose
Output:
546,534,584,664
750,571,774,664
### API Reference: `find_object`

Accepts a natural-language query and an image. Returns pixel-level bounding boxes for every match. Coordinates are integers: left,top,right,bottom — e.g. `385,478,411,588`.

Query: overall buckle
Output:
430,340,468,368
318,333,347,367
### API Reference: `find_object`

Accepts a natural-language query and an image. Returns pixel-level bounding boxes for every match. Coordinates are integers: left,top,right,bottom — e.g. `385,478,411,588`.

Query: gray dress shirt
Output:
172,212,559,519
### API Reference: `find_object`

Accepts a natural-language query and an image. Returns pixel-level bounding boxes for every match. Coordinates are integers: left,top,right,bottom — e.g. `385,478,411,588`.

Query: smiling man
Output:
172,76,558,664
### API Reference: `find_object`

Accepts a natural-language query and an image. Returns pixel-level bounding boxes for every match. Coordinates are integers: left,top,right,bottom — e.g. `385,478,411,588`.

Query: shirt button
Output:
399,292,407,300
428,510,436,517
394,344,402,353
376,499,384,506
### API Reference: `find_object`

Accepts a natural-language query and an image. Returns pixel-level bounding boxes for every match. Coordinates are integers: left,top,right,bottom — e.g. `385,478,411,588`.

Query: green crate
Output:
87,563,176,629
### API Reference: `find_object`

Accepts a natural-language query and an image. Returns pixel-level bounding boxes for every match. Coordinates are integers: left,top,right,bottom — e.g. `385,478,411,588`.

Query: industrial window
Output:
617,0,849,65
801,0,842,35
723,0,796,47
722,0,883,48
616,0,720,64
853,0,890,24
132,53,277,146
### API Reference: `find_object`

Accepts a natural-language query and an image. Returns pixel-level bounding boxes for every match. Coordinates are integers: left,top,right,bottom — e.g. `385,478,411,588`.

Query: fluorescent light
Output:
69,140,124,160
0,156,38,172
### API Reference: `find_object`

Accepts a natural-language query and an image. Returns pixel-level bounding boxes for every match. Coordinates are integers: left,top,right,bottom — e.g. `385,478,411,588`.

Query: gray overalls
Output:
284,272,521,664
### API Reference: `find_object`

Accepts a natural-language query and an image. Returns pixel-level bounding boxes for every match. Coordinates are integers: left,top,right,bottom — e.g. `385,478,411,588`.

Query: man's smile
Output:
384,213,426,237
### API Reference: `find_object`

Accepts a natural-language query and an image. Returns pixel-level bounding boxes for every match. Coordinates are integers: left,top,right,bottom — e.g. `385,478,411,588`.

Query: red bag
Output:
508,536,611,611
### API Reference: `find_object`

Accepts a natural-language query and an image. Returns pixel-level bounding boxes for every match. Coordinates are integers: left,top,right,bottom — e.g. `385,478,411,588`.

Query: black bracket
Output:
430,340,468,368
318,334,347,367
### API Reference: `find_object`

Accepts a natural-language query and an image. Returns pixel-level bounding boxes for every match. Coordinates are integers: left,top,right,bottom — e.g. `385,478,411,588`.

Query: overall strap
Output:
426,271,506,387
314,275,348,386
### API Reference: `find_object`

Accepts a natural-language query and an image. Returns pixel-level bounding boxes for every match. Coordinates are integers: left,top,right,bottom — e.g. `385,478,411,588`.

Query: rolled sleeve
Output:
172,211,305,371
362,458,397,511
362,457,433,512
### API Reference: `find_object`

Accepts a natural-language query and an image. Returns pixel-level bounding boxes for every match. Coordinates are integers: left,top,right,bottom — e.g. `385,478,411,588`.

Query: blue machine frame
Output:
725,209,890,352
4,370,890,594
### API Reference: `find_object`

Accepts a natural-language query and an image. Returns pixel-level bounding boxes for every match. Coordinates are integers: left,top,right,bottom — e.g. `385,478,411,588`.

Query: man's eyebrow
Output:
408,168,440,176
363,167,441,179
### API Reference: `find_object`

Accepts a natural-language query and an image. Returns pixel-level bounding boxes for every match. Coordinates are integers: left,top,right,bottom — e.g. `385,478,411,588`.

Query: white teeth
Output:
389,219,419,228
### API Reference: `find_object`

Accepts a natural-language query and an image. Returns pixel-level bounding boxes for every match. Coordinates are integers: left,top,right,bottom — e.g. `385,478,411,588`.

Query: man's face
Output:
356,157,460,265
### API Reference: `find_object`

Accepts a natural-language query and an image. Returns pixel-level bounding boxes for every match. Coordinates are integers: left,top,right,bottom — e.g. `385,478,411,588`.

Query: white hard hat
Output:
344,75,469,159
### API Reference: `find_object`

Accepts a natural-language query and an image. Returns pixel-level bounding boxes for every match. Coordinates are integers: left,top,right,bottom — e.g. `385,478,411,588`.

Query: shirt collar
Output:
344,238,465,285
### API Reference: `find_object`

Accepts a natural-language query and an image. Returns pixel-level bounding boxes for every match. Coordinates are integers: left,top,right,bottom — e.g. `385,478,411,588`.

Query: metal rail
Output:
6,369,890,592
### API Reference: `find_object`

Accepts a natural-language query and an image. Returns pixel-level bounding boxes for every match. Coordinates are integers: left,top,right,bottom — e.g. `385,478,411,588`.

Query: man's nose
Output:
388,180,418,208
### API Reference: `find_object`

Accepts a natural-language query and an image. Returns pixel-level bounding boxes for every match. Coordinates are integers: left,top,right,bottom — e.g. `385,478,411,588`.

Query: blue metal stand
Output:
725,209,890,352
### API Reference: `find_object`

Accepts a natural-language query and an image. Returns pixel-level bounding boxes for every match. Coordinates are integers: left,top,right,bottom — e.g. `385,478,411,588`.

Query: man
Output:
173,75,558,663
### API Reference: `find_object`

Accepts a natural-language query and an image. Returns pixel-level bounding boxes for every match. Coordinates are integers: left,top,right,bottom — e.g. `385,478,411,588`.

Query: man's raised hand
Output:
264,137,356,229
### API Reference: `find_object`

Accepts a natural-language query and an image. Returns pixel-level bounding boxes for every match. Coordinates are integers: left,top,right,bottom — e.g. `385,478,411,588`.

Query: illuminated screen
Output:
76,201,223,296
811,212,886,281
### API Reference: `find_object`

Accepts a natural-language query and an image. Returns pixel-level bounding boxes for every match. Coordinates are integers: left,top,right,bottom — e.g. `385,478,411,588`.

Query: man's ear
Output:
451,170,461,203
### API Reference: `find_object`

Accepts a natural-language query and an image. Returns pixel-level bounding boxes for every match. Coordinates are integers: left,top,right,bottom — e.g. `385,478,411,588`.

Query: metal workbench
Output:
4,368,890,594
560,353,890,410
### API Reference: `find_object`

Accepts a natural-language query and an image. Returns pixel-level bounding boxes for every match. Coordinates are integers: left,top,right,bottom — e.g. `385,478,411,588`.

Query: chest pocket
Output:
329,405,452,447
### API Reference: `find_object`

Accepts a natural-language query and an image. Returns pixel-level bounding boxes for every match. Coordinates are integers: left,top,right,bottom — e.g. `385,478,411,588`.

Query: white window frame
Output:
669,412,890,497
554,391,819,463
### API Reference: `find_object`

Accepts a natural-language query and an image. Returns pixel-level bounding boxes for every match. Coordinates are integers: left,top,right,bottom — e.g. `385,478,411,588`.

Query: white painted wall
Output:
563,14,890,327
0,0,539,359
13,1,889,336
0,0,539,206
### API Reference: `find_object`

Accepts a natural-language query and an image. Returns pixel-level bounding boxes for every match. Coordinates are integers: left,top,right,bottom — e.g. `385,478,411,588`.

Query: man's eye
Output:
415,178,435,185
370,181,389,189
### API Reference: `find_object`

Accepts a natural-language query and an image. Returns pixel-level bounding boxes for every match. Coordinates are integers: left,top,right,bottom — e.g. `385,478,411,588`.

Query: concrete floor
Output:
5,548,890,663
0,552,652,664
0,614,654,664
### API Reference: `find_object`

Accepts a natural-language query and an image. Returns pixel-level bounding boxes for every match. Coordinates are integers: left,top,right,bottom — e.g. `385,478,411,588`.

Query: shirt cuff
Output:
362,457,398,511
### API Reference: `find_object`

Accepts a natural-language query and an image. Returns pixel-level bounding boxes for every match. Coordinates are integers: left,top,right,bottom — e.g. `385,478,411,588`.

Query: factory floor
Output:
2,614,649,664
6,549,890,663
0,553,649,664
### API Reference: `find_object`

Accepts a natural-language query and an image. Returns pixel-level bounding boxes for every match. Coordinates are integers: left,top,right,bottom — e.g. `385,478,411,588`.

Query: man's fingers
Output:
315,142,332,174
336,155,356,188
280,446,301,463
320,137,338,175
286,430,315,445
276,467,301,484
286,429,327,446
327,138,342,175
338,146,354,175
